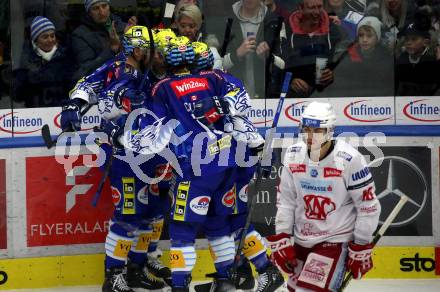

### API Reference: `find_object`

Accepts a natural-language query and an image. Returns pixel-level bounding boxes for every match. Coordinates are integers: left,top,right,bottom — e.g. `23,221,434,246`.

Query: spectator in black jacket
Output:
13,16,73,107
325,16,394,96
396,22,440,95
71,0,134,82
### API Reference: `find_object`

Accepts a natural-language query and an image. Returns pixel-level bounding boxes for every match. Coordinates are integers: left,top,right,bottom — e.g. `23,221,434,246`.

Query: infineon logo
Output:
403,99,440,122
0,112,43,134
343,100,392,122
170,78,209,98
54,112,100,130
284,101,309,123
247,107,274,125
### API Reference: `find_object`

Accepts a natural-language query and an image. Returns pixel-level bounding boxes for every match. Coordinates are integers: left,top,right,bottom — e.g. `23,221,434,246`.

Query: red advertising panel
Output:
26,156,114,246
0,159,6,249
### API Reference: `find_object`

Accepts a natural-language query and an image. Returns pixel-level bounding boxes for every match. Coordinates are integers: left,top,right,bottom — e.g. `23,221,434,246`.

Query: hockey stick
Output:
41,103,93,149
91,139,114,207
264,16,284,99
337,194,409,292
232,71,292,278
220,18,234,57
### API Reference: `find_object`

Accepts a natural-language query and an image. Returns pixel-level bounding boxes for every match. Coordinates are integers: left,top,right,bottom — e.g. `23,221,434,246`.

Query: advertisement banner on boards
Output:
248,97,396,128
0,107,101,137
396,96,440,125
0,159,6,249
26,155,113,246
251,144,432,237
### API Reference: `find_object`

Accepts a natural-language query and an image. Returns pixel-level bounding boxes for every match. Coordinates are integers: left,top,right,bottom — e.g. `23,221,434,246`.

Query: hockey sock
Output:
238,230,270,273
170,242,197,287
128,225,153,265
105,223,135,269
148,216,164,254
207,235,236,278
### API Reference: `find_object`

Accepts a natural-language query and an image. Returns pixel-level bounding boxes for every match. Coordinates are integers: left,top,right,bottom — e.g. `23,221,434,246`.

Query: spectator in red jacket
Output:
283,0,341,97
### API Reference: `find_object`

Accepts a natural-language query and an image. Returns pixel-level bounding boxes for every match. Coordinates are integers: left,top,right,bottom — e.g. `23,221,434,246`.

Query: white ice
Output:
3,279,440,292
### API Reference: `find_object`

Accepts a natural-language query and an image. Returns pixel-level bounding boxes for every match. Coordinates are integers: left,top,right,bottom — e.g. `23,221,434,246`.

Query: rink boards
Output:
0,97,440,289
0,247,439,290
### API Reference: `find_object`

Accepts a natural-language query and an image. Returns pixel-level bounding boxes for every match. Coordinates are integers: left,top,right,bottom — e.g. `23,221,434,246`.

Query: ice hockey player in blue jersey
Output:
61,26,171,288
191,41,285,292
123,36,237,292
62,26,167,292
99,25,172,292
60,49,126,132
123,37,283,292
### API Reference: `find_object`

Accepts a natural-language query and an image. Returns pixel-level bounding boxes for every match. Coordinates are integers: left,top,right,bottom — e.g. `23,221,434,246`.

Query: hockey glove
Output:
96,117,126,149
60,98,86,131
114,87,147,113
192,96,229,126
347,241,374,279
266,233,297,275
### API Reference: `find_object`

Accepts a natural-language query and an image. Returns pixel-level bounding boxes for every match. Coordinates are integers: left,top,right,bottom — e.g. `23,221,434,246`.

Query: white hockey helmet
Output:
299,101,336,145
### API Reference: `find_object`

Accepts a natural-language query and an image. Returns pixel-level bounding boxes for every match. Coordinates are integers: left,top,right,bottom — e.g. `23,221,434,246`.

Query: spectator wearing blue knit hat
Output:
12,16,74,107
71,0,136,82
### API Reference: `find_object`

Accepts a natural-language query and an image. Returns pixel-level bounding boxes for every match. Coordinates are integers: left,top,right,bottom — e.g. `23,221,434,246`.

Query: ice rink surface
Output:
4,279,440,292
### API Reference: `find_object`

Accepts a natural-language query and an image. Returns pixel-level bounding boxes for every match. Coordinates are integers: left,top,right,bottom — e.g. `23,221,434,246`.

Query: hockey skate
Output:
126,261,165,291
209,277,236,292
255,263,284,292
102,266,134,292
234,259,255,291
146,254,172,285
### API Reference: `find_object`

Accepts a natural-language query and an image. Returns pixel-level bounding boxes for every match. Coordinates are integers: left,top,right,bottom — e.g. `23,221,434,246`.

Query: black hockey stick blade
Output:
41,124,56,149
194,282,213,292
193,272,219,292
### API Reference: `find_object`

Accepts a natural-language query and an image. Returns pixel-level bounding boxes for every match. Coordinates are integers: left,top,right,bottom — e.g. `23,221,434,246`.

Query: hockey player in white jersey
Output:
266,101,381,292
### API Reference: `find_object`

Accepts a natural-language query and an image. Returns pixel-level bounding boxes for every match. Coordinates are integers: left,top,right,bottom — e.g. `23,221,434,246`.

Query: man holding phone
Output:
221,0,280,99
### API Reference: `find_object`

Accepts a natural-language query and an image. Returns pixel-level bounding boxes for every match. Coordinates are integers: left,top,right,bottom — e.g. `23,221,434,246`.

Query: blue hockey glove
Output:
193,96,229,126
96,117,126,149
114,87,147,113
60,98,85,131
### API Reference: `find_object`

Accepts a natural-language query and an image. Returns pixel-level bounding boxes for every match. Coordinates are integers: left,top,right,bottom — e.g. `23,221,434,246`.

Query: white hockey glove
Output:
225,116,264,148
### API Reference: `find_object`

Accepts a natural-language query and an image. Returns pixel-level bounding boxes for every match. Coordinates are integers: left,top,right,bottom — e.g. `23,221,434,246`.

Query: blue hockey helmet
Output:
163,36,195,67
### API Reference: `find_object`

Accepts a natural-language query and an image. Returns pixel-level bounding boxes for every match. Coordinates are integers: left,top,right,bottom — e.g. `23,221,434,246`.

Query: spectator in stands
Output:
325,0,352,19
173,4,223,69
395,21,440,95
369,0,415,50
221,0,280,99
13,16,73,107
71,0,134,82
264,0,292,19
283,0,341,98
325,16,394,96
